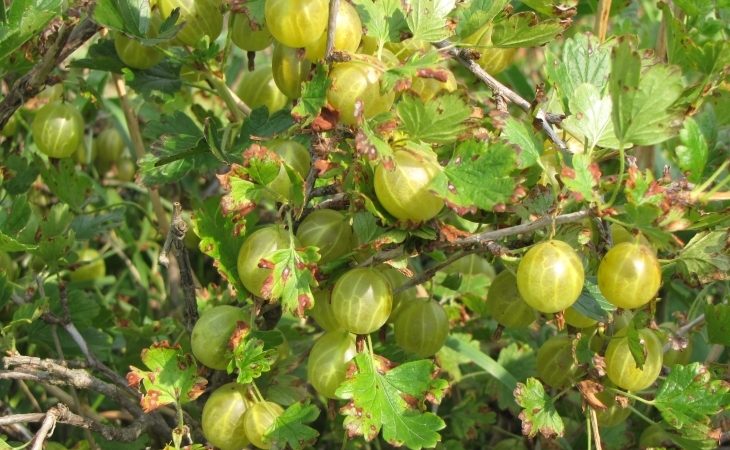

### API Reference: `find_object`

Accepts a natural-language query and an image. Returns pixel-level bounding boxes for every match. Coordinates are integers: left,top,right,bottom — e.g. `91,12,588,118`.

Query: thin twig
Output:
0,18,100,129
7,403,147,443
594,0,612,43
159,202,199,331
1,356,171,439
662,314,705,352
394,248,480,294
30,405,61,450
433,40,567,151
112,75,170,236
324,0,341,61
445,210,592,248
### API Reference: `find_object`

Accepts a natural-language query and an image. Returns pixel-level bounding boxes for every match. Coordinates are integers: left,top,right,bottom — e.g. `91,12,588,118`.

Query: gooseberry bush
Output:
1,0,729,449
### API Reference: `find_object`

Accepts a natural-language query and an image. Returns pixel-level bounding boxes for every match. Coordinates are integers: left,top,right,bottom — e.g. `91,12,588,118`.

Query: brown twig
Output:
112,75,170,236
324,0,341,61
444,210,592,248
433,40,567,151
0,17,100,129
1,356,171,439
159,202,199,331
4,403,147,444
594,0,612,43
662,314,705,353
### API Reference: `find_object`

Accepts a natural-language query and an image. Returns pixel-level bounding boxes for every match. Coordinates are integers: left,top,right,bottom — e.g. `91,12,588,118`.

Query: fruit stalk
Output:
324,0,340,60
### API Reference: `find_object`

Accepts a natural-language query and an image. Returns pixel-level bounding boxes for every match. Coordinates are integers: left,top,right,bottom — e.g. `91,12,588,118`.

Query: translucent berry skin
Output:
272,43,312,99
243,401,284,449
158,0,222,46
594,388,632,427
564,306,597,329
378,265,418,323
296,209,353,263
237,226,293,297
32,102,84,159
309,289,343,331
191,305,247,370
230,13,272,51
70,249,106,282
536,335,583,388
307,330,357,398
443,253,496,280
304,1,362,60
331,267,392,335
236,66,289,114
597,242,662,310
374,149,444,222
94,128,126,167
326,59,395,125
201,382,251,450
486,270,537,329
516,240,585,313
114,33,164,69
461,24,516,74
266,139,310,201
393,298,449,357
605,328,663,392
264,0,328,48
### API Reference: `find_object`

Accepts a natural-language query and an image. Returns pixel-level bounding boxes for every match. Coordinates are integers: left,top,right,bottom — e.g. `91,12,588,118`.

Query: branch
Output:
444,210,592,248
433,39,567,151
324,0,340,61
1,356,171,439
112,75,170,235
662,314,705,353
2,403,147,445
0,17,100,129
159,202,199,331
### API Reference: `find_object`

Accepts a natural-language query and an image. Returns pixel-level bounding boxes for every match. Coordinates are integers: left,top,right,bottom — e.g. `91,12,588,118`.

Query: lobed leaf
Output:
514,378,564,439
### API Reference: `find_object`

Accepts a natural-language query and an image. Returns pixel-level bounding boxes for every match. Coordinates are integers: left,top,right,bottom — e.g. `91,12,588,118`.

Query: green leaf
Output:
431,140,516,213
70,209,126,241
140,111,212,185
445,335,518,390
263,244,319,316
514,377,565,438
705,304,730,346
490,13,563,48
30,204,75,267
352,0,406,52
502,117,542,168
0,0,63,66
94,0,152,35
0,231,37,252
39,158,94,210
625,321,646,369
406,0,452,42
266,402,320,450
675,118,709,183
291,64,330,121
610,37,684,146
192,197,248,295
562,83,620,150
336,353,447,449
545,33,612,107
561,153,600,203
126,60,183,97
235,108,294,152
397,94,471,144
128,342,207,412
455,0,508,40
228,334,278,384
381,50,441,92
654,363,730,435
2,154,40,195
571,277,614,321
70,39,128,73
677,231,730,284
